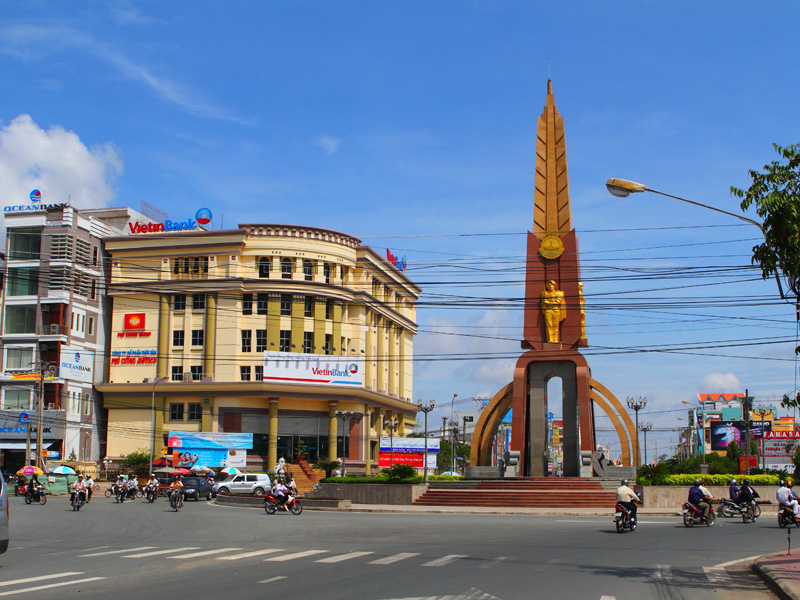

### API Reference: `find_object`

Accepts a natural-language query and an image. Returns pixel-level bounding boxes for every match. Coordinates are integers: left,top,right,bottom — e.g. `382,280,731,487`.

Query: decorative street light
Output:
148,376,169,478
335,409,354,476
416,400,435,483
384,417,399,468
626,396,647,468
639,423,653,466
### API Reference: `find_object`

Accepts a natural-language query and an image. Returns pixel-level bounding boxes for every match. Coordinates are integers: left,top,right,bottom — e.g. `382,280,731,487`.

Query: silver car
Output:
0,475,9,555
213,473,271,496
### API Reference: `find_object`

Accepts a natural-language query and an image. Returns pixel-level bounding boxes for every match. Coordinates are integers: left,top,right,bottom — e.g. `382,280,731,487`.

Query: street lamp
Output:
384,417,399,468
335,409,354,476
626,396,647,468
639,423,653,466
416,400,435,483
148,376,169,478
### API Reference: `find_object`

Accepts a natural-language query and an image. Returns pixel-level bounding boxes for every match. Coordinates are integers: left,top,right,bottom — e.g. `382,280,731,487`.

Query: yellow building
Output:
97,223,420,473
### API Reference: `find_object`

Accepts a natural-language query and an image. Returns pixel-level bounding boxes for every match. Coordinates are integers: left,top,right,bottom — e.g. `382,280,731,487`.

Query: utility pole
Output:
626,397,647,468
30,360,54,470
743,389,752,474
416,400,435,483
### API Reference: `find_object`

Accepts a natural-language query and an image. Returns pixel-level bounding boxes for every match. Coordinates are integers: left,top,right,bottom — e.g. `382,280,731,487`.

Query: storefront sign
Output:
378,452,437,468
110,349,157,365
118,313,151,337
10,372,53,380
379,437,440,452
0,411,65,439
60,346,94,383
128,219,197,234
4,189,68,213
263,352,364,387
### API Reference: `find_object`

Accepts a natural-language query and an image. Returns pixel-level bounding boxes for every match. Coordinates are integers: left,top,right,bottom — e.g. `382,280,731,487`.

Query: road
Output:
0,494,787,599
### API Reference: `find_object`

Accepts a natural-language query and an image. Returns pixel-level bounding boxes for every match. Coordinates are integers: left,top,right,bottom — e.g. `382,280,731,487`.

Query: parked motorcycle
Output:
777,505,800,528
70,490,86,511
717,498,762,522
24,484,47,506
264,492,303,515
682,502,715,527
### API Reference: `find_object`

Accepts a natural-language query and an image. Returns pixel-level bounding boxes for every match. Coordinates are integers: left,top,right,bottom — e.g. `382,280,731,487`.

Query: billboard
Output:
262,351,364,387
60,346,94,384
379,437,440,453
710,420,772,451
168,432,253,468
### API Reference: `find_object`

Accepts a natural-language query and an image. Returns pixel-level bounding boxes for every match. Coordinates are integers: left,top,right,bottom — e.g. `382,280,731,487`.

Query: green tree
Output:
313,460,341,478
121,448,152,478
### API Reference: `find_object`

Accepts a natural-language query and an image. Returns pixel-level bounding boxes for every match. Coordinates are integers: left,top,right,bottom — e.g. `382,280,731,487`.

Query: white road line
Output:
0,577,105,597
122,547,200,558
258,576,288,584
369,552,421,565
217,549,285,561
81,546,111,552
168,548,242,559
265,550,329,562
422,554,468,567
316,551,374,563
703,566,731,584
653,564,672,581
0,573,84,588
80,546,157,557
599,596,616,600
479,556,509,569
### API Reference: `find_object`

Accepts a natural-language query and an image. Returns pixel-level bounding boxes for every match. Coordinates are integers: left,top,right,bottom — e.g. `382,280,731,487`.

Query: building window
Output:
187,403,202,421
92,246,98,266
6,268,39,296
192,294,206,310
3,389,31,410
171,366,183,381
280,294,291,316
191,330,204,346
88,317,95,336
303,260,313,281
256,330,267,352
173,330,185,346
280,330,291,352
324,263,331,284
304,296,313,317
169,403,184,420
8,227,42,260
281,258,293,279
241,330,252,352
174,294,186,311
172,256,208,274
324,333,332,355
255,365,263,380
240,366,251,381
258,257,271,278
6,347,33,370
257,293,268,315
303,331,313,354
190,365,203,381
4,305,36,334
326,299,333,320
243,293,252,315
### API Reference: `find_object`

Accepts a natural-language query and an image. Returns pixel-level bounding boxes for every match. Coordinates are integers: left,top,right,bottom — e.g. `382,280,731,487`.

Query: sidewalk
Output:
753,551,800,600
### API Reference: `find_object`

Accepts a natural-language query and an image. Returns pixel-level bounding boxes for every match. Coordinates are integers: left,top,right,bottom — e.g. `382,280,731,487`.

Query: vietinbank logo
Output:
129,219,197,233
311,366,355,378
263,351,364,388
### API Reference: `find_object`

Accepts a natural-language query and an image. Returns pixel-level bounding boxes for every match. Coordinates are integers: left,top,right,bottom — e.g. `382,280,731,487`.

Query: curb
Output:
752,552,800,600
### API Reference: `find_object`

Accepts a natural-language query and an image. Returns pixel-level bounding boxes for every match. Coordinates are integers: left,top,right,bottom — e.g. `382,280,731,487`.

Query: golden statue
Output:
578,282,586,340
541,279,566,343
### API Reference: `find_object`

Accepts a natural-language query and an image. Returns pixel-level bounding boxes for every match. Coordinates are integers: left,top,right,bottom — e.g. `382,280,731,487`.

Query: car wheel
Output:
217,487,229,495
253,488,265,497
194,492,200,501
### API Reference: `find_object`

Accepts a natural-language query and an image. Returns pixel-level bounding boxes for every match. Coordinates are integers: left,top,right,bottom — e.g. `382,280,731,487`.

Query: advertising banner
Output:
379,452,424,467
763,431,800,458
379,437,440,453
710,420,772,451
223,449,247,468
168,432,253,468
262,351,363,387
60,346,94,384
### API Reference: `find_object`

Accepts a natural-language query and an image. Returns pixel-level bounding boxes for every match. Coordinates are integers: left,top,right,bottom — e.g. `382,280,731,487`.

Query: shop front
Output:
0,410,66,474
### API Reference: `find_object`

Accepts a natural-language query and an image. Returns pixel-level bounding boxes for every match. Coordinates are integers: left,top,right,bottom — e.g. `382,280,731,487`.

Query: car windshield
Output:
182,477,203,486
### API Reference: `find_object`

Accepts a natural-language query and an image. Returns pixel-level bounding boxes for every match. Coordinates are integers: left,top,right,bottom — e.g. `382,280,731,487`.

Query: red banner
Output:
379,452,423,467
124,313,146,330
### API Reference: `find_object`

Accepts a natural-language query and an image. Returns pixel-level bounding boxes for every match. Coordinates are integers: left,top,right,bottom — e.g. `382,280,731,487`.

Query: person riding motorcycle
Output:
71,475,87,504
126,475,139,499
273,480,289,510
777,480,800,517
114,474,125,497
728,479,739,502
144,474,159,497
616,479,639,522
168,476,184,503
26,475,43,501
737,478,758,505
688,479,713,522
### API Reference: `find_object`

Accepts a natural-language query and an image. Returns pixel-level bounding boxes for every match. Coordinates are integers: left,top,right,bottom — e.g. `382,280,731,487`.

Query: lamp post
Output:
416,400,435,483
148,376,169,478
639,423,653,466
626,396,647,467
334,409,354,476
384,417,399,468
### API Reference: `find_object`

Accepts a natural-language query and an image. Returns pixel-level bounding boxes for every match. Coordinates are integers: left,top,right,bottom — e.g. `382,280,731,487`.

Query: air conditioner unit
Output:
49,324,60,335
46,403,55,410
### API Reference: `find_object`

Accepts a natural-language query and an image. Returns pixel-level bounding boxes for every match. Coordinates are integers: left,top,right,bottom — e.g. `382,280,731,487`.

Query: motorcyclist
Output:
168,476,184,504
71,475,87,504
114,474,125,497
27,475,42,501
273,479,289,510
615,479,639,522
777,480,800,517
126,475,139,499
688,479,712,522
737,478,758,505
728,479,739,502
145,474,159,497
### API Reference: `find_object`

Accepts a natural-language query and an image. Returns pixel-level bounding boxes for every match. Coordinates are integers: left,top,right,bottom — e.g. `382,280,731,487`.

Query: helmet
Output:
621,479,628,486
788,481,794,488
780,480,786,487
729,480,736,485
693,479,701,486
743,478,750,485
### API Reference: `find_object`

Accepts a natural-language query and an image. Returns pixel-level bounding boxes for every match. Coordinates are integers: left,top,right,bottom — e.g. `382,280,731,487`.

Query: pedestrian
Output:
85,474,95,501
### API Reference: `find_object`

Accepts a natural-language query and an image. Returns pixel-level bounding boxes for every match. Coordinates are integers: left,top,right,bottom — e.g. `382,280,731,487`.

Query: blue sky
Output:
2,1,800,460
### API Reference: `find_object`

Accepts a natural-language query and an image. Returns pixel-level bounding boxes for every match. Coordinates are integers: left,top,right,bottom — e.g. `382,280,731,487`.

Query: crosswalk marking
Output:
265,550,329,562
80,546,157,557
316,551,374,563
703,566,731,584
122,547,200,558
599,596,616,600
0,577,105,597
258,576,288,584
0,573,84,588
422,554,467,567
168,548,242,559
217,549,285,561
369,552,421,565
653,564,672,581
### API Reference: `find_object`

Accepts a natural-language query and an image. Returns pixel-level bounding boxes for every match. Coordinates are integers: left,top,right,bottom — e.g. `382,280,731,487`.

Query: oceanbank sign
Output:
60,345,94,384
4,189,68,213
128,208,213,234
263,351,364,387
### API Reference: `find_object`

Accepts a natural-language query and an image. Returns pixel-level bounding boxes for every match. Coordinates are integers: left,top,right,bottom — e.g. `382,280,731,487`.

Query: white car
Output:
213,473,271,496
0,475,9,555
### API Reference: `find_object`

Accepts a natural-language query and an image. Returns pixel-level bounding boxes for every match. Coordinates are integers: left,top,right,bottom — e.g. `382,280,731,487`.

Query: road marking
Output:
258,576,288,584
80,546,157,557
703,566,731,584
653,564,672,581
217,549,285,560
316,551,374,563
479,556,509,569
168,548,242,559
0,577,105,597
265,550,329,562
0,573,84,588
712,555,763,568
122,547,200,558
369,552,421,565
599,596,616,600
81,545,111,552
422,554,468,567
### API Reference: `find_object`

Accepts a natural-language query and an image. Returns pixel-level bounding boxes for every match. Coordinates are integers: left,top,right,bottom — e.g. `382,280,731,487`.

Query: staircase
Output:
287,458,325,496
414,478,616,508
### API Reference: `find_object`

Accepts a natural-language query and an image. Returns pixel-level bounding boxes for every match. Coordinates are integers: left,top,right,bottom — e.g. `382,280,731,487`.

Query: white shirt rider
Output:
777,485,800,515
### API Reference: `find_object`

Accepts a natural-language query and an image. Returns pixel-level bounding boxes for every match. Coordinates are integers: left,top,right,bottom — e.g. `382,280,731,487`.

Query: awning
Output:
0,442,55,450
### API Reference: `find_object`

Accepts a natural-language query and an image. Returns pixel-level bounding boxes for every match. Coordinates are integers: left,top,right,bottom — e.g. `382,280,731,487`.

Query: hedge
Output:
648,474,782,487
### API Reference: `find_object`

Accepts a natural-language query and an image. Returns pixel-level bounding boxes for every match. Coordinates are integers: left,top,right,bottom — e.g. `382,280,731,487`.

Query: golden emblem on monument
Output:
539,232,564,259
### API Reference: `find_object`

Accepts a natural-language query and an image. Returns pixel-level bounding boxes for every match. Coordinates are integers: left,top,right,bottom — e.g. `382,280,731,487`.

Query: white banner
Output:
379,437,441,452
262,351,363,388
60,346,94,383
222,449,247,468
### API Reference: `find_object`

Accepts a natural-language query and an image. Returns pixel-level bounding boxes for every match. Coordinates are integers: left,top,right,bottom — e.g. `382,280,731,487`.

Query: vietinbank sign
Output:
128,208,213,234
263,351,363,387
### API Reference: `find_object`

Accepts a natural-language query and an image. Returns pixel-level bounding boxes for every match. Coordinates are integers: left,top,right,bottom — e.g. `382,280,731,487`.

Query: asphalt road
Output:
0,494,788,600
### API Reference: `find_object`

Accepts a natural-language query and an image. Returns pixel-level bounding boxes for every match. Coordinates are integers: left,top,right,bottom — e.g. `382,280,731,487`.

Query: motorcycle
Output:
70,490,86,511
777,505,800,528
264,492,303,515
682,502,715,527
169,489,183,512
115,485,126,503
144,485,157,503
614,501,638,533
717,498,761,522
23,484,47,506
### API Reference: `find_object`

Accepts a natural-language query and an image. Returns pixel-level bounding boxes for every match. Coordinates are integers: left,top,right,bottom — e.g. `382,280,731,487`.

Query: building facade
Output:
98,223,420,473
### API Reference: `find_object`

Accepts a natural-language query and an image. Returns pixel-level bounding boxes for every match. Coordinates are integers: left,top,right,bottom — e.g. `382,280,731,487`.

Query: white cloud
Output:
316,135,340,155
700,372,742,392
0,114,123,214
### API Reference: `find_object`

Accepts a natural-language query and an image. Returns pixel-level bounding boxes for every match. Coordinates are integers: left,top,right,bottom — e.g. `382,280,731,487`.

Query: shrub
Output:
657,474,779,487
313,460,341,478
